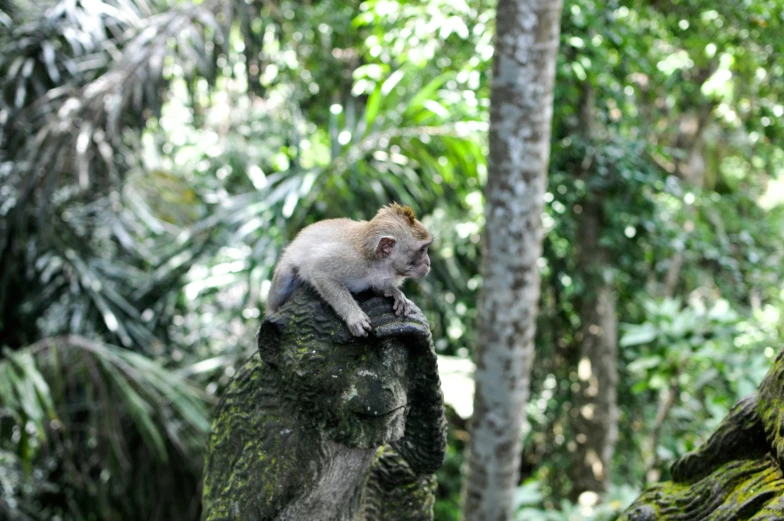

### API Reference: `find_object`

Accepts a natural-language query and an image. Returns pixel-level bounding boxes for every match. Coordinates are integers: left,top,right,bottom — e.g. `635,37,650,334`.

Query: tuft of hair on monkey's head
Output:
373,202,431,241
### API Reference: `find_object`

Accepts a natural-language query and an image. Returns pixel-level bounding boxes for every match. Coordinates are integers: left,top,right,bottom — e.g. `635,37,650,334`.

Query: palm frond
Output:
162,66,486,354
5,0,226,187
0,0,230,347
0,335,211,520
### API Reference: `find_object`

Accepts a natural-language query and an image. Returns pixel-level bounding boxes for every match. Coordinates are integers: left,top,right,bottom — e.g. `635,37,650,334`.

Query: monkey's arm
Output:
309,273,372,336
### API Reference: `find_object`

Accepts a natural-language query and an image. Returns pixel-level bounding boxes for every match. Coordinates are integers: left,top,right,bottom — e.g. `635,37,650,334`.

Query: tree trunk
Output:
570,205,619,500
461,1,563,519
567,82,620,502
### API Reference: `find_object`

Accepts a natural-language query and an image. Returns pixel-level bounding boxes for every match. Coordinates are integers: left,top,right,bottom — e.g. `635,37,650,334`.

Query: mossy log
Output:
621,350,784,520
201,286,447,521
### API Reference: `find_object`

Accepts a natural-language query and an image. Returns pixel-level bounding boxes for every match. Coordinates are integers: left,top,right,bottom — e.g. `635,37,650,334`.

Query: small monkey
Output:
266,203,432,336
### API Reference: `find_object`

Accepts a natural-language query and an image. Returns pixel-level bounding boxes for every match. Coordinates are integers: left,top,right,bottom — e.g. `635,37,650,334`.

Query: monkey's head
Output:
257,286,434,449
370,202,432,280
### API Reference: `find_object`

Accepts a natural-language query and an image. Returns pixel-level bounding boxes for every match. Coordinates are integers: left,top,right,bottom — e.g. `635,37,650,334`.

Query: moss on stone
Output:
201,286,446,521
621,349,784,521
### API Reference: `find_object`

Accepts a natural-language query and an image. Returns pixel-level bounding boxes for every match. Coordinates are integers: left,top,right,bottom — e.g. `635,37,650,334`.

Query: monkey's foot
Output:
347,312,372,337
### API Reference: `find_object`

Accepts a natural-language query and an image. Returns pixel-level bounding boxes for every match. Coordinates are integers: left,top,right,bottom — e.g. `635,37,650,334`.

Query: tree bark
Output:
460,1,563,519
567,82,620,501
570,206,619,500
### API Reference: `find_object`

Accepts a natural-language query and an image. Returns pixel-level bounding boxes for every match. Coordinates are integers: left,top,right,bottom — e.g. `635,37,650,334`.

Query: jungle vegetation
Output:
0,0,783,519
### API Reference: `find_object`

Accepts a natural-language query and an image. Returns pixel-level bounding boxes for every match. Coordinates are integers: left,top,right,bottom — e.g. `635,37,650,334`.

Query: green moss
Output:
201,287,445,521
621,349,784,521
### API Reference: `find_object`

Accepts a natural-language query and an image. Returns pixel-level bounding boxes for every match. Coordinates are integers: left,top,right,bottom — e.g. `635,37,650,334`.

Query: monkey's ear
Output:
375,236,396,258
257,315,283,366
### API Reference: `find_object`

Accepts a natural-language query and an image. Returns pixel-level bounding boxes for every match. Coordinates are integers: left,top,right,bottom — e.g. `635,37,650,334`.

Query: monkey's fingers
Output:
392,296,412,317
348,313,372,337
349,323,369,336
401,298,412,317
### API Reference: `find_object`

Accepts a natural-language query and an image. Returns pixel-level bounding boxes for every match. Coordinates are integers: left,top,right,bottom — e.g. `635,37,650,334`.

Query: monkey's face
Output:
395,239,431,279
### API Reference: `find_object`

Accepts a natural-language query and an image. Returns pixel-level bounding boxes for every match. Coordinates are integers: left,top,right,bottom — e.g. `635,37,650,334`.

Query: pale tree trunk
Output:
568,83,620,501
460,1,563,520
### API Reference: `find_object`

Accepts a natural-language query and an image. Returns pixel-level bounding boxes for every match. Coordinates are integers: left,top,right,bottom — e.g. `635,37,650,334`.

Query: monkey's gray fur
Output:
267,204,432,337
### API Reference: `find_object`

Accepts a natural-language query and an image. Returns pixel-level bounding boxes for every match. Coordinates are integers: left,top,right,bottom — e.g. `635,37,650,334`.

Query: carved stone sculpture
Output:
621,350,784,520
201,286,447,521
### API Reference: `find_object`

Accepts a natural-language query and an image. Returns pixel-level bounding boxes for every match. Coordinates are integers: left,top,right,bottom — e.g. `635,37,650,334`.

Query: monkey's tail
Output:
266,265,300,315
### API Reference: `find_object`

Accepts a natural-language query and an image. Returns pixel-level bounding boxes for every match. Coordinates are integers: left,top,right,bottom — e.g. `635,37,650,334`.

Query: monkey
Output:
266,203,432,337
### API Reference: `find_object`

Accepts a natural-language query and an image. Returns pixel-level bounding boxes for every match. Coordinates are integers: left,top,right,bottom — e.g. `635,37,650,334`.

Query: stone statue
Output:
621,350,784,520
201,286,447,521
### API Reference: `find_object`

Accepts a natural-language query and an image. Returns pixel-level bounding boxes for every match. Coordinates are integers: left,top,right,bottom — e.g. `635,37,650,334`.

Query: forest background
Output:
1,0,783,520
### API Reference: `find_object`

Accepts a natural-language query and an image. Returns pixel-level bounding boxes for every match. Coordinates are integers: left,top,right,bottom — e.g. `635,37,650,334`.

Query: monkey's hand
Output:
346,310,373,337
383,287,412,317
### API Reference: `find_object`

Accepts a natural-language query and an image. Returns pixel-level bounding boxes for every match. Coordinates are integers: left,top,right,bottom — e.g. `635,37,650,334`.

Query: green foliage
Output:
1,0,784,518
1,0,485,518
515,481,639,521
517,0,784,501
0,336,210,520
619,296,776,469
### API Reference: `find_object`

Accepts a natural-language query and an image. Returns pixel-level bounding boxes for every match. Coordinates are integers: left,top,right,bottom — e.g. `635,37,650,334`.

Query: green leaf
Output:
99,358,168,462
8,352,57,422
627,355,663,374
363,84,384,136
403,74,451,117
620,323,658,347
